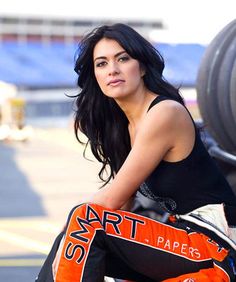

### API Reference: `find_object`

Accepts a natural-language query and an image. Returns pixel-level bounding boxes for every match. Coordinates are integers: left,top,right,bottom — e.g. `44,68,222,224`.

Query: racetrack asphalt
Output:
0,127,100,282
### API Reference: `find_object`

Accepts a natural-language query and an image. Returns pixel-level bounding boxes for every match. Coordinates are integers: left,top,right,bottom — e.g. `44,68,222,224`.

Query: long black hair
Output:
73,23,184,186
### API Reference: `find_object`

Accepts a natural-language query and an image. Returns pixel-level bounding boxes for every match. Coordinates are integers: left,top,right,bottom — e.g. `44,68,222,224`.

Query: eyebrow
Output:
94,51,127,62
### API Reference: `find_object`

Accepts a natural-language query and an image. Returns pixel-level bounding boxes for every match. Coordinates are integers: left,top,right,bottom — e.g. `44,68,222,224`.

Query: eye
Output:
118,55,130,62
95,61,107,68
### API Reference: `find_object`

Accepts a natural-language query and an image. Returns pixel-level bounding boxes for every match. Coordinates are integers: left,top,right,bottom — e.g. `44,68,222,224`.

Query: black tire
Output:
230,58,236,133
217,36,236,150
196,21,235,143
196,19,236,151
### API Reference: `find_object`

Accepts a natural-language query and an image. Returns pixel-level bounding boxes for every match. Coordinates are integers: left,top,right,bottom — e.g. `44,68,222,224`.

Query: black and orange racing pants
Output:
36,203,236,281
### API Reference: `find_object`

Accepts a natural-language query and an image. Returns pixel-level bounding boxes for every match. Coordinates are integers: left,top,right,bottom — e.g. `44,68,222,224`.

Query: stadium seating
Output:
0,41,205,89
156,43,206,86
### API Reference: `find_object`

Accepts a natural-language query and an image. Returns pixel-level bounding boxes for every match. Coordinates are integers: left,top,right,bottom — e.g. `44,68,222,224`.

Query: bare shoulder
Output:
148,99,187,116
135,99,195,162
144,99,192,130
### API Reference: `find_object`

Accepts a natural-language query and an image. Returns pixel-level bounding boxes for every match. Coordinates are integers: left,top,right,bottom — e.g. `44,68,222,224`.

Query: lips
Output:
108,79,125,86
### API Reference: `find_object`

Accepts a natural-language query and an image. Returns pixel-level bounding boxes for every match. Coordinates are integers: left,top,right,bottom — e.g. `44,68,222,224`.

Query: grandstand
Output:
0,8,207,124
0,14,205,89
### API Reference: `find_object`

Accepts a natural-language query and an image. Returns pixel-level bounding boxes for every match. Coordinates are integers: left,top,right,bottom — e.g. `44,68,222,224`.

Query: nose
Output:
108,62,120,75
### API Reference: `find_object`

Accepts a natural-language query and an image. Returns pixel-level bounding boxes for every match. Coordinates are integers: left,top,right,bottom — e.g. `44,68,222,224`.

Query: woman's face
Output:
93,38,145,100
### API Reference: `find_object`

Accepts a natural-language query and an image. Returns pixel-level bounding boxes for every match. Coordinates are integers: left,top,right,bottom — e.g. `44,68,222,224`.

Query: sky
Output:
1,0,236,43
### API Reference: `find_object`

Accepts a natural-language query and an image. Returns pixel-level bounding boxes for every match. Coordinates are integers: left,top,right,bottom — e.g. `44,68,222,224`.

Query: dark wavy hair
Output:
73,23,184,186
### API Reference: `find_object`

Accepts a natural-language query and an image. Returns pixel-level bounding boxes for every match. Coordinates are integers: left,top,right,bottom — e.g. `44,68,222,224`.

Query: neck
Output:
116,91,157,127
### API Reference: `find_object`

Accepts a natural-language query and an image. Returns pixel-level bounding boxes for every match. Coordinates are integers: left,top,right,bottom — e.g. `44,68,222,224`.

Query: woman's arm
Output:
120,196,135,211
89,100,195,210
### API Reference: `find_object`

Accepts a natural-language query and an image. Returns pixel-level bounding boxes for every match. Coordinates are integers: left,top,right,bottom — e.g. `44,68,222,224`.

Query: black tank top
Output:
139,96,236,214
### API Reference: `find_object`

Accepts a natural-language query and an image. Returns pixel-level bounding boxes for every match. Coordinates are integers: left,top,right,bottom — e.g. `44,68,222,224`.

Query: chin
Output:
105,92,129,100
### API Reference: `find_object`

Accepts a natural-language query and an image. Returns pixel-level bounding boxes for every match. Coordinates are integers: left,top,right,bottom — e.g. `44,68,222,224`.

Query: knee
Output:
67,203,87,219
64,203,105,232
65,203,104,225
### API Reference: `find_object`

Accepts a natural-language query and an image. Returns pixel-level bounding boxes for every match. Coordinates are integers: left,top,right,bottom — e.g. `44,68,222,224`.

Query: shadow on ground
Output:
0,143,45,217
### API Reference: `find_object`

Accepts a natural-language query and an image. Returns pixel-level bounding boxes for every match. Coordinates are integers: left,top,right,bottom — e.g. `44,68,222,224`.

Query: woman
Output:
37,23,236,281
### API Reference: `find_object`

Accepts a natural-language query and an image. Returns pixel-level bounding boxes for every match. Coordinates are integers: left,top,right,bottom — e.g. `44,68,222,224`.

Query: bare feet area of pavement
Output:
0,126,101,282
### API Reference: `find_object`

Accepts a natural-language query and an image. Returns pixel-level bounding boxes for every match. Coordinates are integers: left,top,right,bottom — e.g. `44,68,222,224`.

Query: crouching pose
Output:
36,23,236,281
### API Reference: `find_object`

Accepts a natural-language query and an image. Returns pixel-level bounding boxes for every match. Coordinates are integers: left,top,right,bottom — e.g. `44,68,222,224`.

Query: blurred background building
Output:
0,0,235,129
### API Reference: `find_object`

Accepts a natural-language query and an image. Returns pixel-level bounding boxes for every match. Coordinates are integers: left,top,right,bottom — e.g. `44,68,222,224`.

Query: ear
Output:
141,68,146,77
140,63,146,77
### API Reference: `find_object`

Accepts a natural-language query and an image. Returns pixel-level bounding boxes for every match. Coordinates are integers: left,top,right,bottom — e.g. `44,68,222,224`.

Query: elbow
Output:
91,194,123,210
100,197,123,210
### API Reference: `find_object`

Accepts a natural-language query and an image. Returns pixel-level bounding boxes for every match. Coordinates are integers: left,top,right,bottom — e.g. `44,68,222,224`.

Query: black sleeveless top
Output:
139,96,236,215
